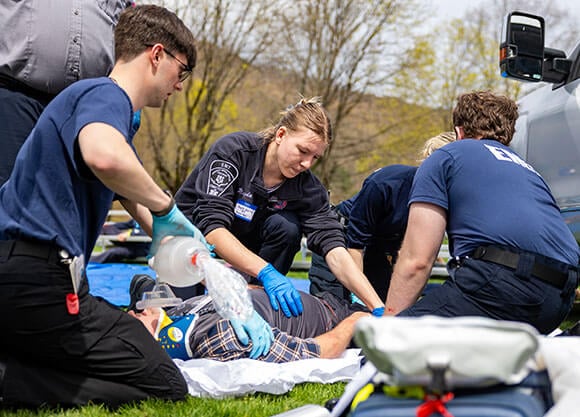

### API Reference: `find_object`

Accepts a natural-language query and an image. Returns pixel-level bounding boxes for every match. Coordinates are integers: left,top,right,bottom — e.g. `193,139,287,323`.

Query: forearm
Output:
94,159,170,214
206,227,268,277
120,200,153,236
315,311,369,359
384,256,431,315
326,247,383,310
384,202,447,315
347,247,364,271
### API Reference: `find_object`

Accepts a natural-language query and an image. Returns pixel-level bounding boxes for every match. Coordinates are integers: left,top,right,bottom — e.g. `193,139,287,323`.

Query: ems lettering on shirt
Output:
207,159,238,196
235,199,257,222
483,144,539,175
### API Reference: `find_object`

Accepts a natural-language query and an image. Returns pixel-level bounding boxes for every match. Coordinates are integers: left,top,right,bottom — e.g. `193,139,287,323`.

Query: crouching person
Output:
0,5,199,408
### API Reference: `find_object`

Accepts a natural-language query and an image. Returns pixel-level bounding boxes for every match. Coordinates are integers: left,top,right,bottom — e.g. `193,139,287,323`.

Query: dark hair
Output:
259,97,333,144
114,5,197,69
452,91,518,145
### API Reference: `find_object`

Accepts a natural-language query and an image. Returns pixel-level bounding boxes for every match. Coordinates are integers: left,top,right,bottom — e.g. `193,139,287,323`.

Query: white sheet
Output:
175,349,363,398
537,337,580,417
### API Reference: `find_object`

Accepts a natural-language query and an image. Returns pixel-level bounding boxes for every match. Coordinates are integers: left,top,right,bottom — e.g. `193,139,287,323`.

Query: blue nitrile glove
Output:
230,310,275,359
371,306,385,317
149,203,208,257
257,263,303,318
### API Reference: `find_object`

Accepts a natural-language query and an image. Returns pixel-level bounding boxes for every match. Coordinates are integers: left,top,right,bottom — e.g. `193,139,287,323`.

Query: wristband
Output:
151,191,175,217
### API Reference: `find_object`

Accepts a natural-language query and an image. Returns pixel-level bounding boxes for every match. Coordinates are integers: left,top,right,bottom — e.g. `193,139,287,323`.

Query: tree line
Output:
135,0,579,202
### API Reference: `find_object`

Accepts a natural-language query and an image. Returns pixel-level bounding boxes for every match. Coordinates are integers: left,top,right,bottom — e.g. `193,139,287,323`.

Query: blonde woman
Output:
174,98,384,327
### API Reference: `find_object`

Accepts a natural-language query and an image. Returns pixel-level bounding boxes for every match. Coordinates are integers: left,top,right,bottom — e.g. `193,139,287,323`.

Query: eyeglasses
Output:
164,48,192,82
145,44,192,82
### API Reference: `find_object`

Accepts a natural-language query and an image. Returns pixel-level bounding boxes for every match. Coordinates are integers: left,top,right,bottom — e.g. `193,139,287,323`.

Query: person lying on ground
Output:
129,283,370,362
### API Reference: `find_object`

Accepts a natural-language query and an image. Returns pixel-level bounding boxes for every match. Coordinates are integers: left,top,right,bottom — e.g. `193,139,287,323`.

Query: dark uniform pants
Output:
243,210,303,275
399,257,578,335
309,245,393,301
0,241,187,408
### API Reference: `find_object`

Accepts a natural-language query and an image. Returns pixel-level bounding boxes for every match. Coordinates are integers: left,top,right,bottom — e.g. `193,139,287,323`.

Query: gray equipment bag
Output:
335,316,552,417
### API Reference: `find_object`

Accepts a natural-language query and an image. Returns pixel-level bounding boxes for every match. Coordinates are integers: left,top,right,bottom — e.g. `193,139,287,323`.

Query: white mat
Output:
175,349,363,398
538,337,580,417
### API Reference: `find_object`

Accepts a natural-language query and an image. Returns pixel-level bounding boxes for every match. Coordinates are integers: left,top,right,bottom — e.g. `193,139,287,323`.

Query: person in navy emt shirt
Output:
384,91,580,335
0,5,207,408
175,98,385,319
308,132,455,302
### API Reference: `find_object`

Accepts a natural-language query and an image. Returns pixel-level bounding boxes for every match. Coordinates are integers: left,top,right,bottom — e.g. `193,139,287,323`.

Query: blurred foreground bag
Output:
341,316,552,417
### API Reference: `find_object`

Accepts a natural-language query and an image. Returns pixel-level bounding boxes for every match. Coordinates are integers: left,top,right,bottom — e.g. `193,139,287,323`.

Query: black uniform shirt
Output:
175,132,345,257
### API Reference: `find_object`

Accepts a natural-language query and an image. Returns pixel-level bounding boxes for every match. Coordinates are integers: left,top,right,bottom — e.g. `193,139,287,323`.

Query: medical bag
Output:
340,316,553,417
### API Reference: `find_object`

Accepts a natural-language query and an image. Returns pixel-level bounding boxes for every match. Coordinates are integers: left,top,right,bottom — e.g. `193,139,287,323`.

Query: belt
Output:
0,240,70,263
471,246,572,290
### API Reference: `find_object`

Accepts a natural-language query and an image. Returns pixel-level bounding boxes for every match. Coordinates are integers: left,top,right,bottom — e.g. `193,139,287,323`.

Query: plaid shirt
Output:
193,318,320,362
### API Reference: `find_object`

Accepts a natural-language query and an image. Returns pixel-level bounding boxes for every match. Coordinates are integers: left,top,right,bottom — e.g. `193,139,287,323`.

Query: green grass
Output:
0,383,346,417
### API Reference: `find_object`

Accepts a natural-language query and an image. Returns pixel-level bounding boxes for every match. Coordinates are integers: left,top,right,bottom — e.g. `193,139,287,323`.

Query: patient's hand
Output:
128,308,162,337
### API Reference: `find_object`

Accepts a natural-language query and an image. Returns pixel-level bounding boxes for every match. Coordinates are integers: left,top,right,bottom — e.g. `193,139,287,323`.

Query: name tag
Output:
234,199,257,222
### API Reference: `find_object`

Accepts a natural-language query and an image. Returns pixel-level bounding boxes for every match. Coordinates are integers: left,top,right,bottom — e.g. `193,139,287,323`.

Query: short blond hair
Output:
418,131,455,162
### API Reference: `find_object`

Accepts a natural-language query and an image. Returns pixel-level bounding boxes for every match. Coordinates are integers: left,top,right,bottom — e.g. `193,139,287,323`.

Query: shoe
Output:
127,274,155,312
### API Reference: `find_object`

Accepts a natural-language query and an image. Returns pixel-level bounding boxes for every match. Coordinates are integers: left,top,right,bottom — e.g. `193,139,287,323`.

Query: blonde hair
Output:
418,131,456,162
259,97,333,144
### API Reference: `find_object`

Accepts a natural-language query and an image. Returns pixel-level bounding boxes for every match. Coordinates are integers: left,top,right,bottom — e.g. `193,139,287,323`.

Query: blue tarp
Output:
87,262,310,307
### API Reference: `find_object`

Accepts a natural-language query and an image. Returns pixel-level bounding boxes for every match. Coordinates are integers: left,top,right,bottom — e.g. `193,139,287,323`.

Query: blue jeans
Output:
399,257,578,334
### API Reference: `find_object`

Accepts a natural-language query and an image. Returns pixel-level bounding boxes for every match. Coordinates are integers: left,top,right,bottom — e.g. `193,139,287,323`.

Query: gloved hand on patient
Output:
258,263,303,318
230,310,275,359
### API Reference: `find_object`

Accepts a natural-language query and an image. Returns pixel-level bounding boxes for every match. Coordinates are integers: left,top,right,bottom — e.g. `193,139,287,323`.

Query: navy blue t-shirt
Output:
410,139,579,265
0,77,135,260
340,165,417,252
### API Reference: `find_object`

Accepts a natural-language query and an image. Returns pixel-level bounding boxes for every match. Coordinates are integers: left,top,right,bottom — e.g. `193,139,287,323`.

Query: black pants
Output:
309,245,394,301
0,241,187,408
399,257,578,334
240,210,303,275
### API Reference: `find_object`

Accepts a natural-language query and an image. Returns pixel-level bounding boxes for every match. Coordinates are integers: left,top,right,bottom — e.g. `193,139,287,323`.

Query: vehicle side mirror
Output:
499,11,544,82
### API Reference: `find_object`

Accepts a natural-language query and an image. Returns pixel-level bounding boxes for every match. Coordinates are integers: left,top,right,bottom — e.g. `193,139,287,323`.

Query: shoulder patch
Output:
207,160,239,196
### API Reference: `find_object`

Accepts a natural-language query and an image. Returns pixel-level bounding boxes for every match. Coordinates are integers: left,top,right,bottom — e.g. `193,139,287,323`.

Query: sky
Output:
428,0,580,21
419,0,580,53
